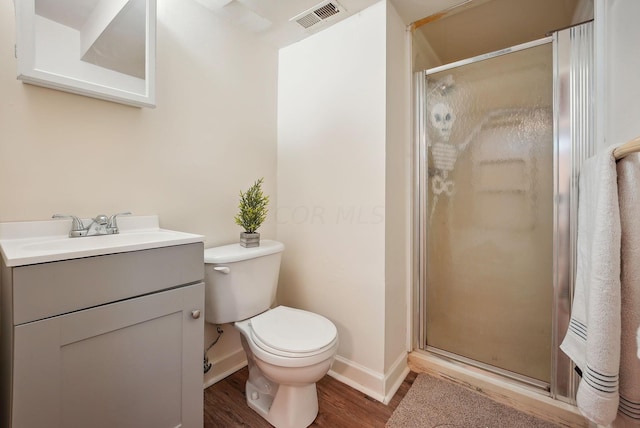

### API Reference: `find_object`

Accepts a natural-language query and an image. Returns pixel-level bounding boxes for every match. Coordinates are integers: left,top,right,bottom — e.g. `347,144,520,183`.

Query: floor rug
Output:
386,374,561,428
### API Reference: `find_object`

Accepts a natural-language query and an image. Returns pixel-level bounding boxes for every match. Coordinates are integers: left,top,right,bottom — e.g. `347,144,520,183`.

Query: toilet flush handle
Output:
214,266,230,274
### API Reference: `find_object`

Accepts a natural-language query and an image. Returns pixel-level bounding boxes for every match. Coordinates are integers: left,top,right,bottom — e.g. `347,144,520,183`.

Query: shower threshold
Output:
425,346,550,392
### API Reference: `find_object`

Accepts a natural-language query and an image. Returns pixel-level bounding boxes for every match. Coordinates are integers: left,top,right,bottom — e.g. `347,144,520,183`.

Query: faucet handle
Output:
107,212,132,232
93,214,109,225
52,214,85,231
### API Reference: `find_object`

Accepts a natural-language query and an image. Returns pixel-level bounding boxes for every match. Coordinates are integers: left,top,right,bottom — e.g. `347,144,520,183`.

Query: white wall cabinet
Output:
1,243,205,428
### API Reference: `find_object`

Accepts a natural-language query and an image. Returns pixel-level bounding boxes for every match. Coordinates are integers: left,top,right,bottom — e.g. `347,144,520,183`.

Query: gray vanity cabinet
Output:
0,243,205,428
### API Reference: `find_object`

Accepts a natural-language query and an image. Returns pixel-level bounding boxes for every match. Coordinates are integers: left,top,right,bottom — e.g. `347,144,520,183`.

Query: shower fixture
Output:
428,74,455,96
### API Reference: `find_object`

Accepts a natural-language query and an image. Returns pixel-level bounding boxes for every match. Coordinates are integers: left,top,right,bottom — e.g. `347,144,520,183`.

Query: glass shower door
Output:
425,41,554,384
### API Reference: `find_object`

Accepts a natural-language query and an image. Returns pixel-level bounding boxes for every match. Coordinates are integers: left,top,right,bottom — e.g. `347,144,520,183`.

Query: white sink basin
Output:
0,216,204,267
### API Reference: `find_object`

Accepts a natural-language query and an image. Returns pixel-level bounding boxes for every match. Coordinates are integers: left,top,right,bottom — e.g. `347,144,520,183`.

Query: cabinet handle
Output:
191,310,201,319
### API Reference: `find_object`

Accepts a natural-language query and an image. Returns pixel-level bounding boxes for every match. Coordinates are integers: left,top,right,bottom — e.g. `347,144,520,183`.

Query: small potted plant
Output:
235,178,269,248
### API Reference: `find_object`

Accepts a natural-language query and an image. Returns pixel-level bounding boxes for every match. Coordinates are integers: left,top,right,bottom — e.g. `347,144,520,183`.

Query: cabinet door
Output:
12,282,204,428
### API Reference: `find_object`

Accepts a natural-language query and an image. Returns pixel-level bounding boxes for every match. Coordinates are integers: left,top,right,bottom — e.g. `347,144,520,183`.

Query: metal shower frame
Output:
412,22,595,402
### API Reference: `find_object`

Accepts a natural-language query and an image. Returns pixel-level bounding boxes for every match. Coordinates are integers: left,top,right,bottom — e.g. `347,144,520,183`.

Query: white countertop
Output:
0,215,204,267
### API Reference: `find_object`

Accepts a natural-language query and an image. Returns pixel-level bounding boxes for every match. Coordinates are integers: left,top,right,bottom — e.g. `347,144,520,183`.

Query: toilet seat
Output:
249,306,337,358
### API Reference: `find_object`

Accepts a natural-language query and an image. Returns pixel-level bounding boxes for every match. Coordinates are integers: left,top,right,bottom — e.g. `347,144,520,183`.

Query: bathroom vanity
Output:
0,216,205,428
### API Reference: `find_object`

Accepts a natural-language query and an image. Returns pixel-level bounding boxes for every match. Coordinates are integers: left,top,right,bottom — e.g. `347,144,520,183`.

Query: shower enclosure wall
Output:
414,22,595,402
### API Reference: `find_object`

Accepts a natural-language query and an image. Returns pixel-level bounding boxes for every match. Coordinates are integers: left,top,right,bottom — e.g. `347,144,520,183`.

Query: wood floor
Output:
204,368,417,427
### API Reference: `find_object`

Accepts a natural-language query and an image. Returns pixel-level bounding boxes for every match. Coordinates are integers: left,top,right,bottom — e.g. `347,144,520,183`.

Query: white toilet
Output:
203,240,338,428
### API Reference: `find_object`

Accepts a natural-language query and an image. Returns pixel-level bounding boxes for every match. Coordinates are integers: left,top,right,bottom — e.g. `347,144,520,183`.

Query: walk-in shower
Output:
414,19,595,402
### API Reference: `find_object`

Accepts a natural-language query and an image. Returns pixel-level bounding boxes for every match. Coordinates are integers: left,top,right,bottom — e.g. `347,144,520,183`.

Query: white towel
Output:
613,152,640,427
560,145,621,426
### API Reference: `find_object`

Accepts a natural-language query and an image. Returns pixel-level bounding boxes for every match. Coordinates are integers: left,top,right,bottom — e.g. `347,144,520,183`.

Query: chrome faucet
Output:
52,212,131,237
106,212,132,234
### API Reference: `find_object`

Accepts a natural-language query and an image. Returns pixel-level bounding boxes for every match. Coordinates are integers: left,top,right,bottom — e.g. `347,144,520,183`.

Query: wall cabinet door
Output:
12,282,204,428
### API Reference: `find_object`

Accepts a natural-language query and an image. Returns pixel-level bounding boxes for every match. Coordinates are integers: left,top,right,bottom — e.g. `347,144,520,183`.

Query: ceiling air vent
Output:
291,1,344,30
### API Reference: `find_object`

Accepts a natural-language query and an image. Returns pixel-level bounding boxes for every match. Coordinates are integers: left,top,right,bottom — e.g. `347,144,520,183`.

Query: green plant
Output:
234,178,269,233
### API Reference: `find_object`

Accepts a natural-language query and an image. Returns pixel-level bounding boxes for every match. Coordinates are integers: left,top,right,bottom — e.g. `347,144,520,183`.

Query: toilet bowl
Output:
203,241,338,428
235,306,338,428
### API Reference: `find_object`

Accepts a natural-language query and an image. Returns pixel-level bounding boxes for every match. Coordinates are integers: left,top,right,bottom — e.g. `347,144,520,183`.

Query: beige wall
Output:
0,0,278,239
277,0,387,372
384,0,411,375
277,0,409,402
1,0,412,398
0,0,278,383
602,0,640,149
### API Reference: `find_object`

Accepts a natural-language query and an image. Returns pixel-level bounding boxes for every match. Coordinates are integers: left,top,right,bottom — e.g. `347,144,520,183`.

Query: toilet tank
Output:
203,240,284,324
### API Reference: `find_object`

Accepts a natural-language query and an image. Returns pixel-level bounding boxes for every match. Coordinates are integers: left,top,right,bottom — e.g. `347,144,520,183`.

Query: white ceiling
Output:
391,0,471,24
415,0,587,67
37,0,470,50
194,0,468,47
196,0,591,54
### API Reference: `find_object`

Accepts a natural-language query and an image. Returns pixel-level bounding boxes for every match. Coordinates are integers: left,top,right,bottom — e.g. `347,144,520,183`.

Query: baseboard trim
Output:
383,352,410,404
329,352,408,405
203,348,247,389
408,351,590,428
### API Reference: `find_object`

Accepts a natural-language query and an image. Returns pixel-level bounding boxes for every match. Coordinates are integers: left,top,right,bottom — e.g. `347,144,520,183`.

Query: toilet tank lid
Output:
204,240,284,264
